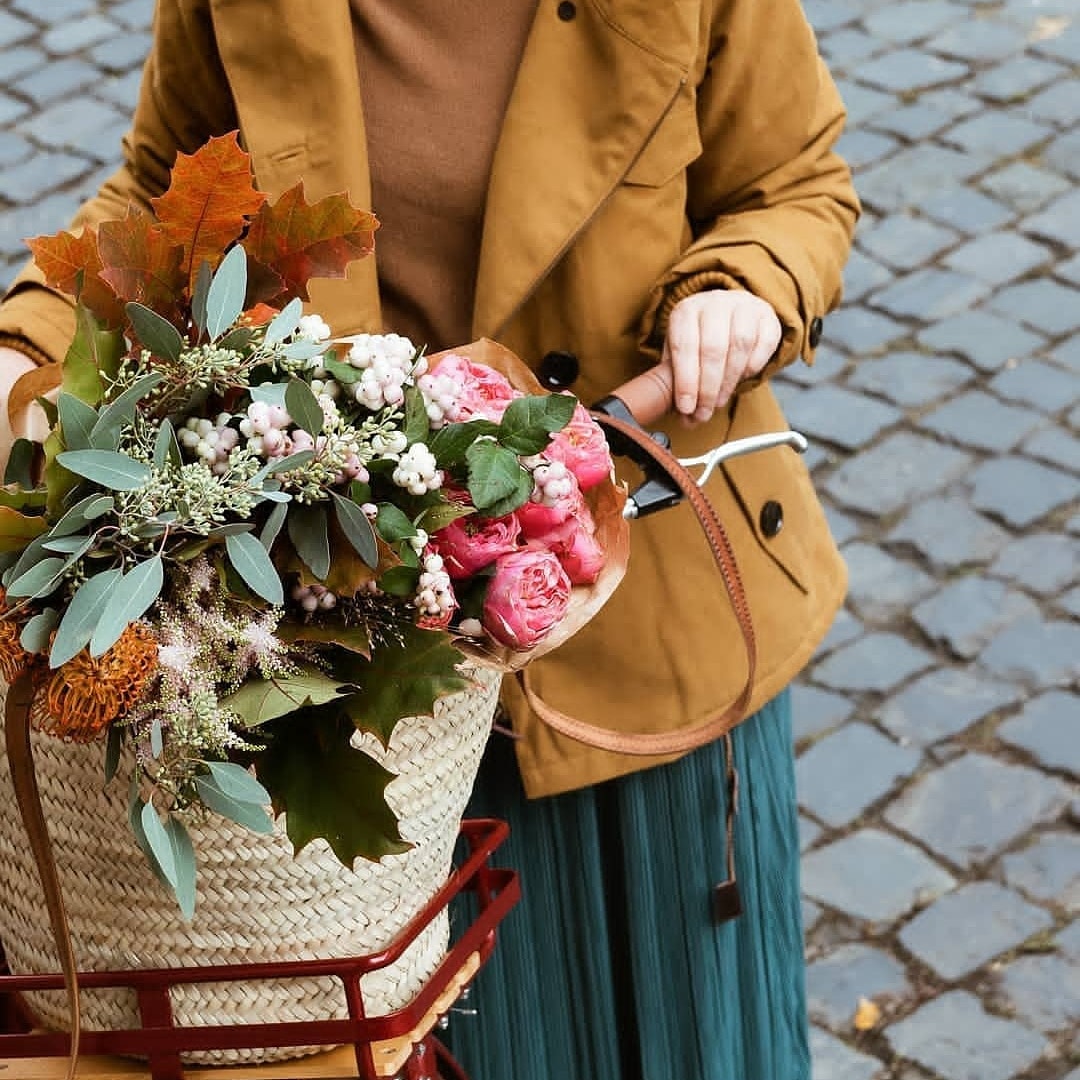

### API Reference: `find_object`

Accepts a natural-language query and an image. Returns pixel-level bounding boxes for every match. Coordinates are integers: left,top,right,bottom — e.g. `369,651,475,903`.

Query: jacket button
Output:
557,0,577,19
808,317,824,349
760,500,783,537
538,350,580,389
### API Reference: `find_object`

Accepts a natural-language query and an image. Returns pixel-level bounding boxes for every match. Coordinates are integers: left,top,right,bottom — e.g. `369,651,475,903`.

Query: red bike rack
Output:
0,818,519,1079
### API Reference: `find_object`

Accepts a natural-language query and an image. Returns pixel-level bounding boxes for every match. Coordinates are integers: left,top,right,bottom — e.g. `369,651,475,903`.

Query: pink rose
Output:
435,514,522,580
433,353,521,421
536,514,606,585
514,485,586,539
482,549,572,650
544,403,613,491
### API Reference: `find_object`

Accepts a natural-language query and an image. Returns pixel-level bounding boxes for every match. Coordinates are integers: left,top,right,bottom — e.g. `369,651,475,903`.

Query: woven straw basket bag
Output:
0,661,501,1065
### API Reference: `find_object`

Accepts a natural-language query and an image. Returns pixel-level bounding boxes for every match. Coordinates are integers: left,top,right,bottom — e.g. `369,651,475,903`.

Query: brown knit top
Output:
351,1,539,352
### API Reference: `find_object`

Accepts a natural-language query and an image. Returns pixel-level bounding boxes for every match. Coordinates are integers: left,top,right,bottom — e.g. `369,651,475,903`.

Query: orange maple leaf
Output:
25,229,125,328
242,182,377,306
151,131,267,293
97,208,186,326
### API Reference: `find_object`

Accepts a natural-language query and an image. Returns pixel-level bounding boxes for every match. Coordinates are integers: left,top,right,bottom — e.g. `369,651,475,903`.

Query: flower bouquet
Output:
0,133,627,1059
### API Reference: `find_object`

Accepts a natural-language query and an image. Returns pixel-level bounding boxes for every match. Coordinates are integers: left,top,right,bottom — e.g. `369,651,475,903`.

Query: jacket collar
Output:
209,0,692,340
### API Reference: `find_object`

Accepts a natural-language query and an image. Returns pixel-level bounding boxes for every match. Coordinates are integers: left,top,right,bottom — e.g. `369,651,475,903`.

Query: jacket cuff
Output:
0,277,76,367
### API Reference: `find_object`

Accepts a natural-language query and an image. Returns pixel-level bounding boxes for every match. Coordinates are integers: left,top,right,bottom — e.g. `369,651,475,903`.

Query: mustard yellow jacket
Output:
0,0,859,798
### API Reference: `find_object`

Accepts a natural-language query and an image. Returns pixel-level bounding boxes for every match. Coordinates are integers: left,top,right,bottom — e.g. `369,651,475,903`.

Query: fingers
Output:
665,299,703,417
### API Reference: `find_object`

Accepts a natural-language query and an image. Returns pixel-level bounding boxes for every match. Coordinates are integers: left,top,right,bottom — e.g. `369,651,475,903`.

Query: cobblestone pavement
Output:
0,0,1077,1077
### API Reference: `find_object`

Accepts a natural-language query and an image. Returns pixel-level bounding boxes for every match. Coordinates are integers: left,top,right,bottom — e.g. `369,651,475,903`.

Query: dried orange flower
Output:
37,624,158,742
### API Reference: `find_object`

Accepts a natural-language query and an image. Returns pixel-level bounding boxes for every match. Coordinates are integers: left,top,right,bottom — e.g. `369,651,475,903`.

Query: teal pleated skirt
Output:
444,690,809,1080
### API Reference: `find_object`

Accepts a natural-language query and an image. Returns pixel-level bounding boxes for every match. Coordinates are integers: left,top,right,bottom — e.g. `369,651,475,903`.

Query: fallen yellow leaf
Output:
853,996,881,1032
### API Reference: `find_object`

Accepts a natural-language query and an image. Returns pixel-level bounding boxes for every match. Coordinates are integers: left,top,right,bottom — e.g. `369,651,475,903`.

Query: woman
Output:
0,1,858,1076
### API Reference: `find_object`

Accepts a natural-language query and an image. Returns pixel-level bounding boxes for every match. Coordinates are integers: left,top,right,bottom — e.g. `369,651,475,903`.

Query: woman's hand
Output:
1,346,49,465
662,290,782,423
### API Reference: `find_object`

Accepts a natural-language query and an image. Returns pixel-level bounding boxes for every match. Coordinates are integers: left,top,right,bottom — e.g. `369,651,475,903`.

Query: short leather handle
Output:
518,410,756,756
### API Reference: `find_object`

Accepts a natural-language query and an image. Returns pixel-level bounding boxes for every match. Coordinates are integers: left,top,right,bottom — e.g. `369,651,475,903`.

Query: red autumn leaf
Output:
97,208,186,325
242,182,378,306
25,229,125,327
239,303,279,328
150,131,267,293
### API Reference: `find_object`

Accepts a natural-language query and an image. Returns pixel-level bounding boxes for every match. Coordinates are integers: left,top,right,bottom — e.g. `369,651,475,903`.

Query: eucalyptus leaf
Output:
191,260,213,335
56,450,152,491
89,555,164,657
259,489,291,504
221,667,349,729
194,774,275,834
50,493,114,539
90,372,165,449
206,523,256,538
150,717,163,758
126,302,183,363
20,607,59,654
153,420,182,469
264,297,303,346
42,534,93,553
288,503,330,580
49,567,122,667
250,449,314,487
249,382,289,408
331,493,378,568
284,378,324,438
5,556,69,601
3,439,35,489
163,817,197,920
225,531,284,605
205,761,272,805
281,340,326,362
141,802,179,889
218,327,254,352
57,393,98,452
205,243,248,340
260,501,288,551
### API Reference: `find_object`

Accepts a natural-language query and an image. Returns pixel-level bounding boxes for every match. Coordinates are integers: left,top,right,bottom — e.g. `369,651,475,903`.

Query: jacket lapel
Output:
472,0,695,341
209,0,381,334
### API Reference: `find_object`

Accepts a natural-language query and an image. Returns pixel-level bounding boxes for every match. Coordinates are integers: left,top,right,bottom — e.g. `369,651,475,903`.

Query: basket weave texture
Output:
0,662,500,1065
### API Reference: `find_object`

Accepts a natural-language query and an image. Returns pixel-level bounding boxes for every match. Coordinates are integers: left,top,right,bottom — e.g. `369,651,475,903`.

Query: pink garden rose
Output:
543,403,614,491
433,353,521,421
482,549,572,650
514,484,586,539
534,514,605,585
434,514,522,580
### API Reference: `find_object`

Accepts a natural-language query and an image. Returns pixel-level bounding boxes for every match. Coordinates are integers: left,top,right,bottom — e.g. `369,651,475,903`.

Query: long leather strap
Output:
518,410,757,756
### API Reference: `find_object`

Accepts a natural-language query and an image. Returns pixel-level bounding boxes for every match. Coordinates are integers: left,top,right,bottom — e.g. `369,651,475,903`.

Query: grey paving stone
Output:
1044,126,1080,183
824,505,860,547
1059,585,1080,619
0,8,35,46
788,343,851,384
0,189,88,263
1031,22,1080,64
784,385,902,450
851,48,968,93
0,92,30,128
110,0,156,30
943,112,1054,158
833,80,895,126
95,67,147,113
943,232,1052,287
989,534,1079,597
801,816,823,853
802,829,956,923
885,753,1072,869
847,350,973,406
0,45,46,83
1003,831,1080,911
898,881,1053,980
816,608,865,656
1022,188,1080,248
19,98,128,159
0,131,32,168
868,87,981,142
981,161,1072,215
820,27,883,70
12,58,100,107
1060,253,1080,288
885,990,1047,1080
1058,919,1080,960
990,280,1080,342
862,0,968,42
887,495,1012,568
1025,80,1080,127
917,184,1015,234
856,145,986,212
1022,425,1080,474
919,389,1044,452
971,55,1066,102
999,692,1080,779
10,0,95,16
89,29,153,73
826,307,908,356
843,542,936,621
913,577,1040,659
797,723,922,827
804,897,823,932
876,667,1022,746
856,213,959,271
998,953,1080,1032
41,14,121,54
871,268,991,322
933,18,1030,61
825,432,973,515
0,151,94,205
1052,335,1080,374
990,358,1080,413
806,943,911,1030
792,682,857,744
834,129,898,170
813,632,935,694
809,1026,885,1080
840,249,893,303
917,311,1045,373
969,456,1078,528
981,616,1080,686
